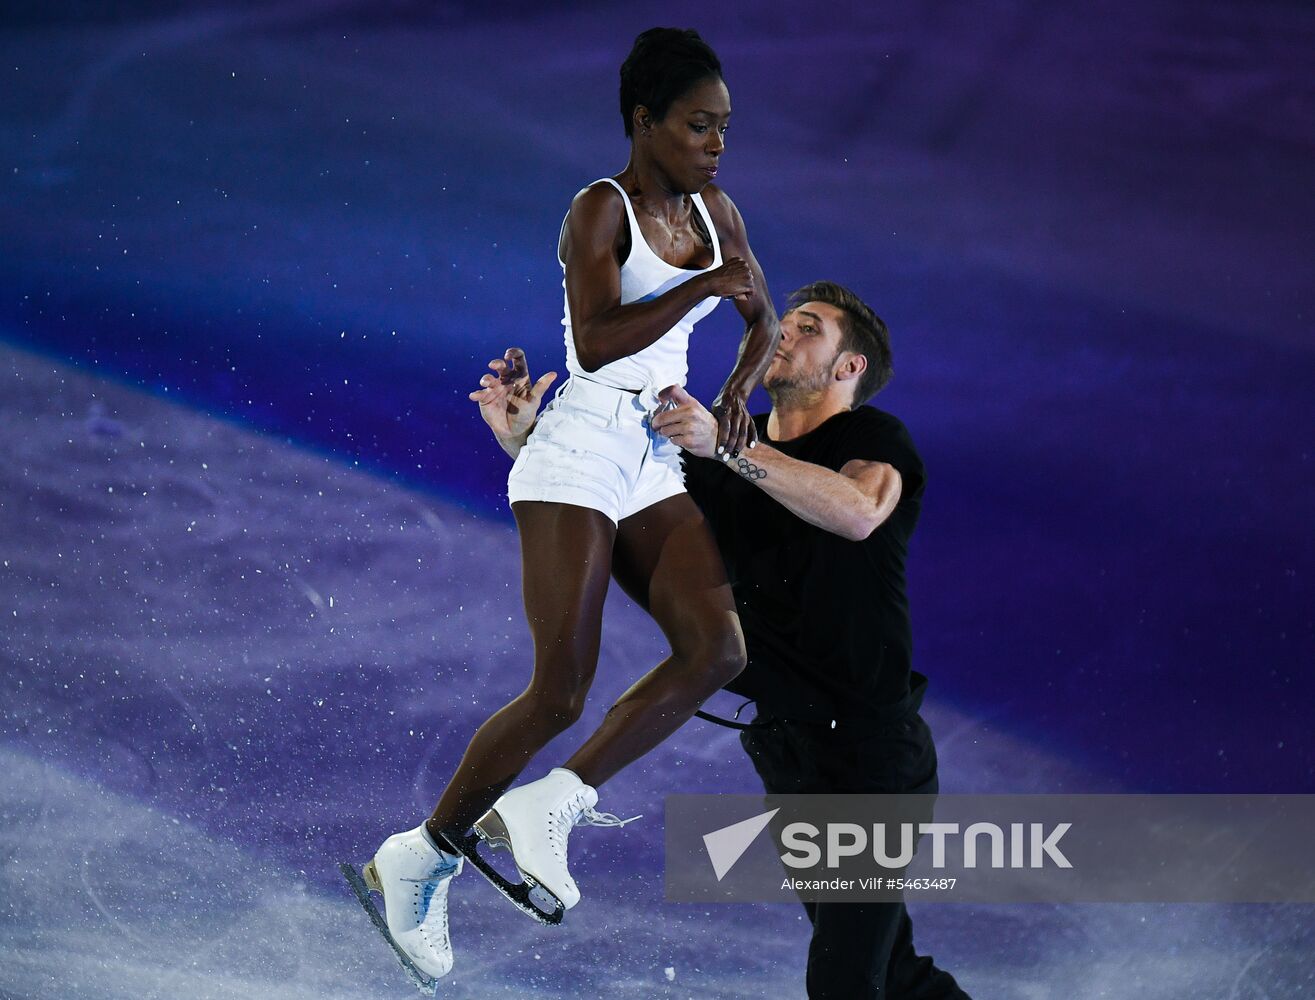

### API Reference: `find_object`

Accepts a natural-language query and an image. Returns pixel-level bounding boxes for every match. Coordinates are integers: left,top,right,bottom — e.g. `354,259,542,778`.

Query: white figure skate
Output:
340,823,463,994
443,767,639,925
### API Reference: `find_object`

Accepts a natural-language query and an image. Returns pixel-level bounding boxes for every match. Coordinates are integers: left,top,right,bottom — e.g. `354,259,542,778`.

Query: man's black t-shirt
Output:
684,406,925,722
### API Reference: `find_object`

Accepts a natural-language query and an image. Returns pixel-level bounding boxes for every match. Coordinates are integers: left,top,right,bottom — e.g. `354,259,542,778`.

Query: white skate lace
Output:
549,789,642,864
577,803,643,828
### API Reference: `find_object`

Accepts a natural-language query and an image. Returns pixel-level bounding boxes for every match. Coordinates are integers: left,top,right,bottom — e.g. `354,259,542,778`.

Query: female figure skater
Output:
348,28,778,984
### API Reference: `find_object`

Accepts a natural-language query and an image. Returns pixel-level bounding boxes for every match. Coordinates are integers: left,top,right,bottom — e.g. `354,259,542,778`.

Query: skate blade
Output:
473,811,567,918
442,822,565,926
339,861,440,996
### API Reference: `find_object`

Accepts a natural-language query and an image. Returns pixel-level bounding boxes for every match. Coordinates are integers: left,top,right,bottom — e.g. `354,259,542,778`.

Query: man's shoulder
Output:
850,403,908,430
837,405,917,448
751,407,915,448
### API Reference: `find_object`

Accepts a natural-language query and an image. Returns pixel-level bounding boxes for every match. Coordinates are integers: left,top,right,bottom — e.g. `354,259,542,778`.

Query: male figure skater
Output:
472,281,971,998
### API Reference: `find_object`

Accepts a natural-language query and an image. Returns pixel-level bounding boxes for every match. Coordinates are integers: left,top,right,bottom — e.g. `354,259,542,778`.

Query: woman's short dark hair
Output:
619,28,723,138
787,281,894,404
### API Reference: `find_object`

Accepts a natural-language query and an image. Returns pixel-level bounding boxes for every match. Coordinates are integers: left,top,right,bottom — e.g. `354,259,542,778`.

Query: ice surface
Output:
3,345,1312,998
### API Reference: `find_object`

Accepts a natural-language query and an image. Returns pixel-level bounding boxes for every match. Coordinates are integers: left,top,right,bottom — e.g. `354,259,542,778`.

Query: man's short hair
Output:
787,281,893,404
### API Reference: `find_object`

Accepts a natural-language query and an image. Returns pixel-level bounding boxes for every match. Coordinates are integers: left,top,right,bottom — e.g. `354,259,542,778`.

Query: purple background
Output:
2,2,1313,997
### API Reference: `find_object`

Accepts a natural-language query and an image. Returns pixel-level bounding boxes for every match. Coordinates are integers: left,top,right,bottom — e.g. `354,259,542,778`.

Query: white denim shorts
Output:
506,375,685,525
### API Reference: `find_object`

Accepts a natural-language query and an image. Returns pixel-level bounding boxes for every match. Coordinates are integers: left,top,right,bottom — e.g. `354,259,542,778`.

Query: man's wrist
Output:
722,441,775,480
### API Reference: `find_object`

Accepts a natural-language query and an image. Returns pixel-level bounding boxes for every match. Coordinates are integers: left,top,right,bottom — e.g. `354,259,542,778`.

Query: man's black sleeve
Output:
827,408,926,498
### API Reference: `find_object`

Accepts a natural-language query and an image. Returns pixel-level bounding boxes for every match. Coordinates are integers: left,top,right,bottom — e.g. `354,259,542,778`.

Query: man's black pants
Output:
740,710,971,999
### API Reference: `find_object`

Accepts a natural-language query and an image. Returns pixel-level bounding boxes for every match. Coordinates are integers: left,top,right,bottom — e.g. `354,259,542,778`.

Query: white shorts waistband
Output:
557,375,673,420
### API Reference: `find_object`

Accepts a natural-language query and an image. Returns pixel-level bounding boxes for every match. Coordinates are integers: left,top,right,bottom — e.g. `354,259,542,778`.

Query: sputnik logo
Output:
703,808,780,881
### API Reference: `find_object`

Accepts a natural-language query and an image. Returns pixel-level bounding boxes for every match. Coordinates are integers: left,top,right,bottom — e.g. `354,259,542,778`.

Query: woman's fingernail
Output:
717,446,724,454
749,441,757,449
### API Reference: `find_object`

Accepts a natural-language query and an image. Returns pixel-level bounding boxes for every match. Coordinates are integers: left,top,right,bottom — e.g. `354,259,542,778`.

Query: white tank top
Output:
559,177,722,391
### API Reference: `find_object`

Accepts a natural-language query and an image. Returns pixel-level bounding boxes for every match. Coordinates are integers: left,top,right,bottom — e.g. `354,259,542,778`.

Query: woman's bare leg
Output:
426,501,615,839
564,493,744,787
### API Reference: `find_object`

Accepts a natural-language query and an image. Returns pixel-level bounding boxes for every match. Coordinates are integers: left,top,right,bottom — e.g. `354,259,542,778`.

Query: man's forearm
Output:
721,443,895,541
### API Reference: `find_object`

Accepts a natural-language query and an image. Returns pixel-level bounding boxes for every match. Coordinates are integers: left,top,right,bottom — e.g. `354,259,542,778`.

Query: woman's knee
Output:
522,677,592,736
